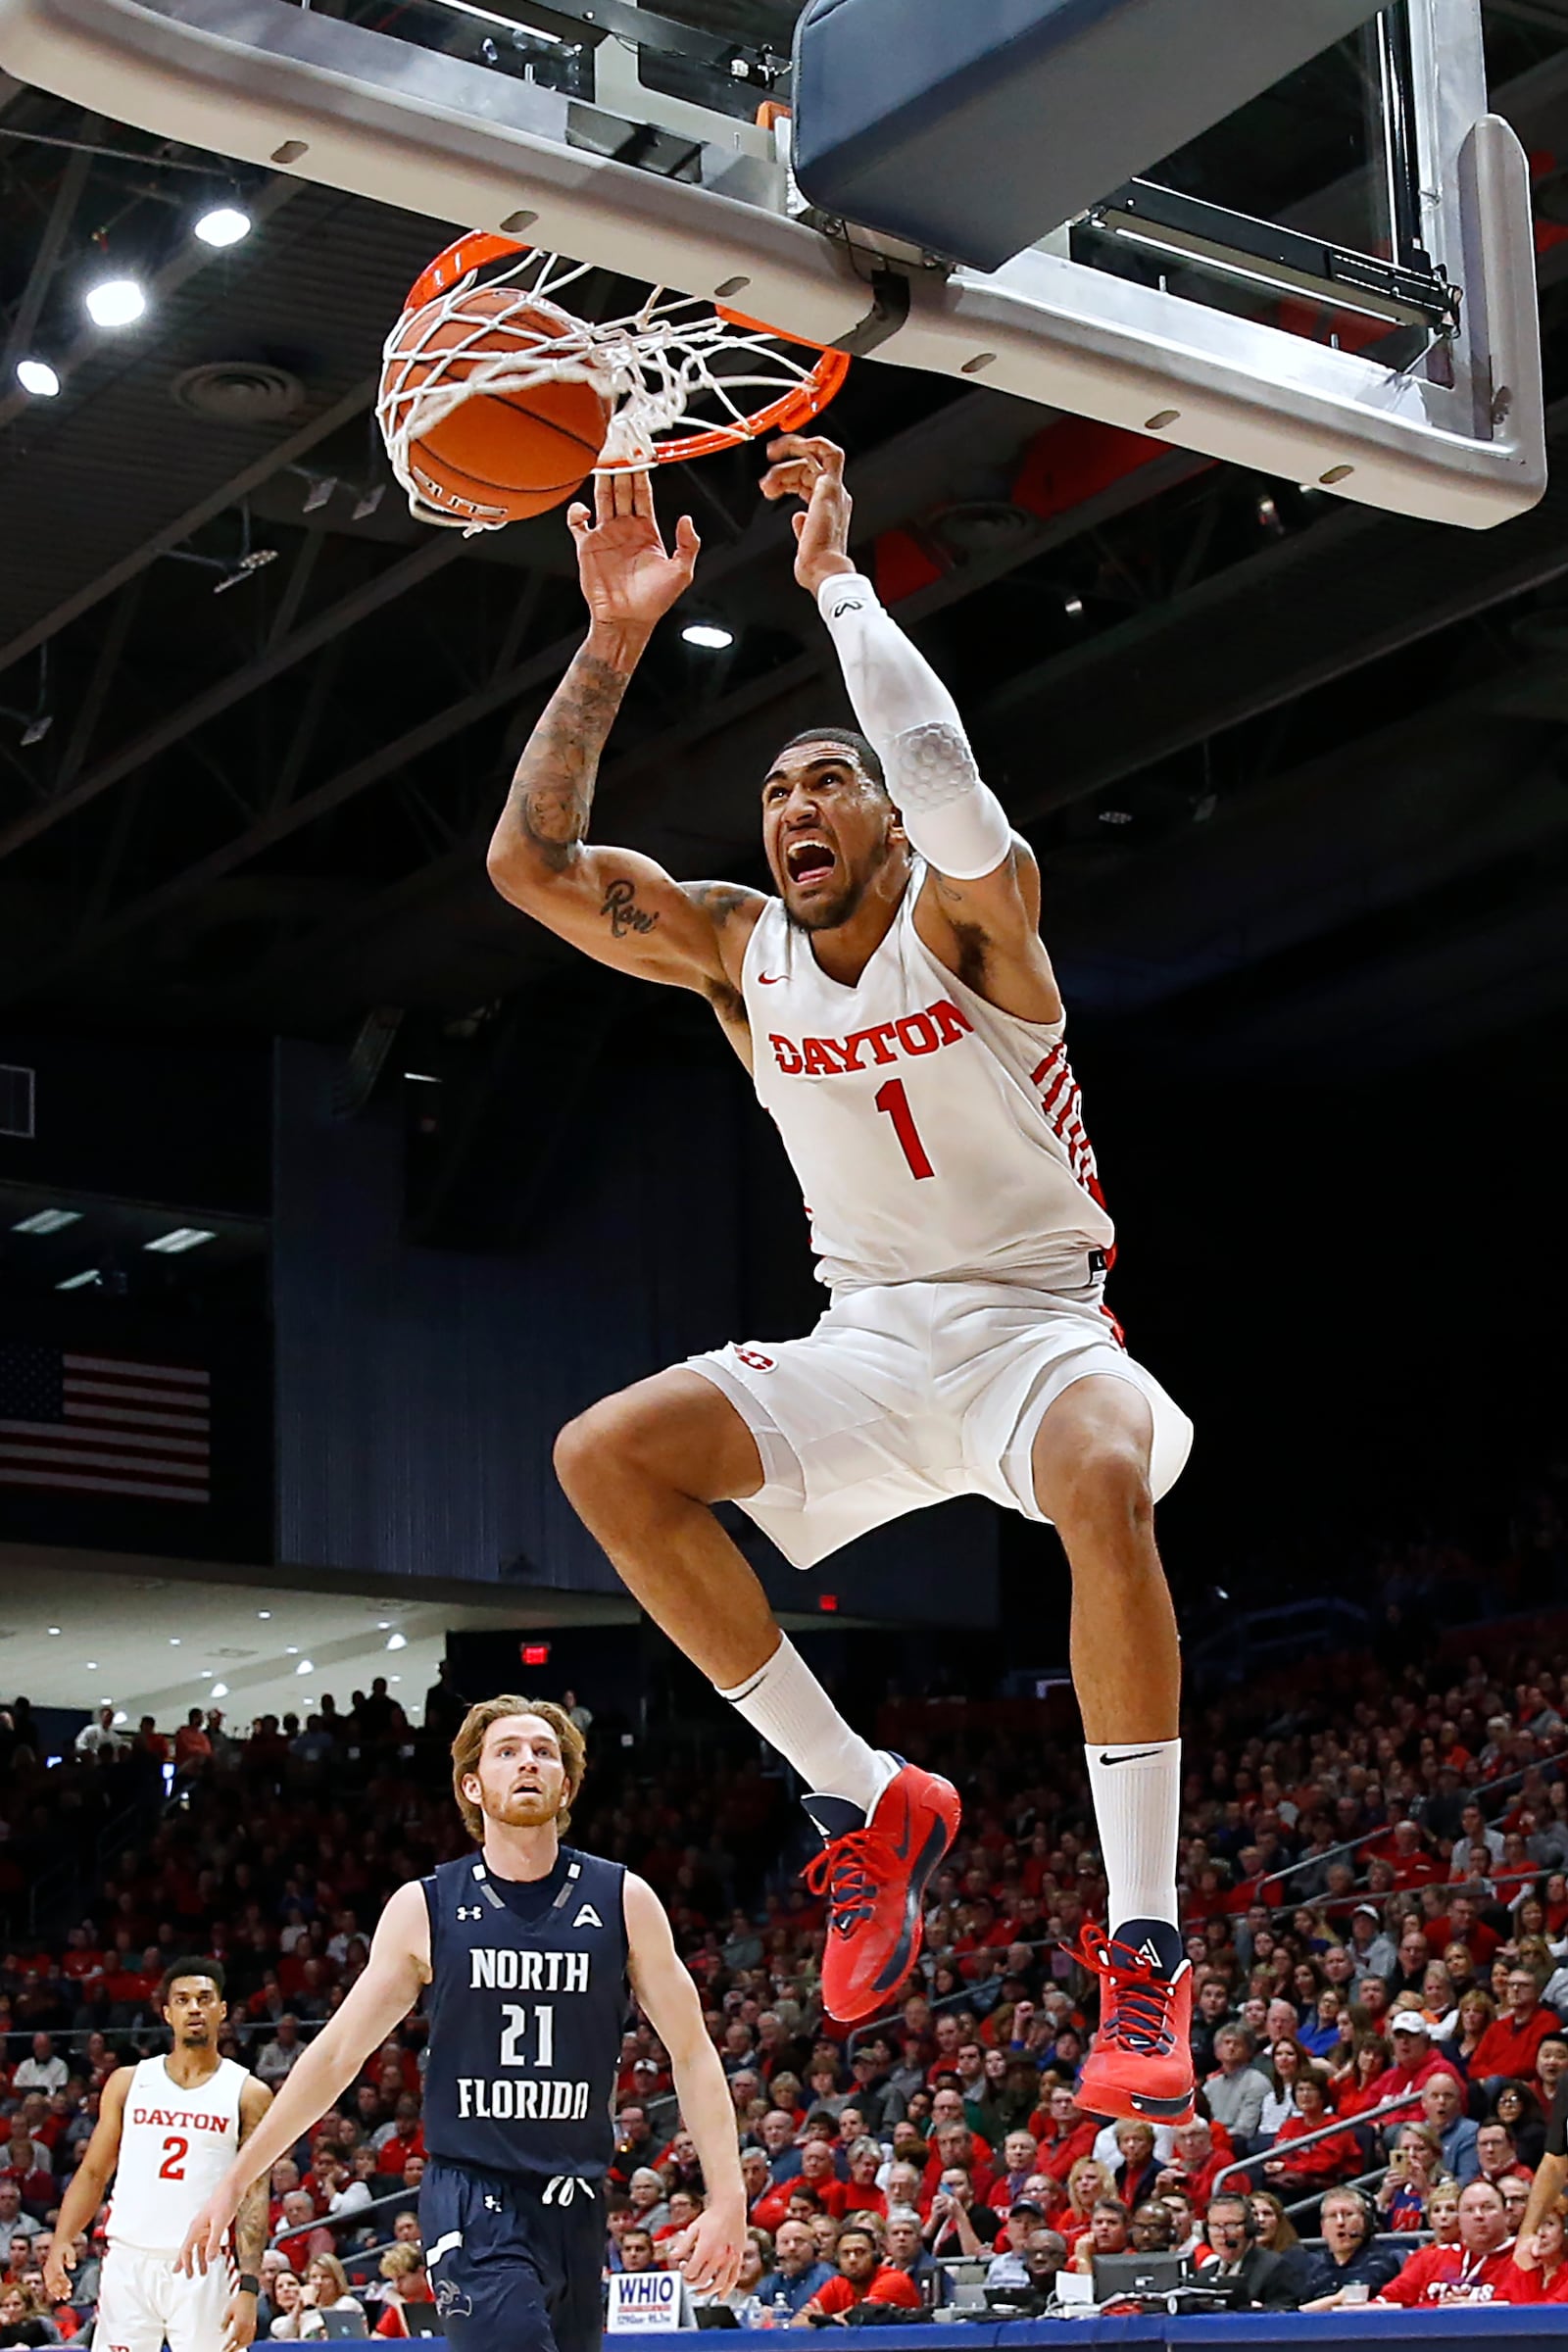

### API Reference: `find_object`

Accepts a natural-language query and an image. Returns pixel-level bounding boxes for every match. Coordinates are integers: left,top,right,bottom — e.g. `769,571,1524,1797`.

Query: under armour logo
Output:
483,2194,502,2212
572,1902,603,1930
458,1904,484,1920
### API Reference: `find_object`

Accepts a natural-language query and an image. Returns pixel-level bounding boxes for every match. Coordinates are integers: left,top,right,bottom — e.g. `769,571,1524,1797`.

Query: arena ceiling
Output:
6,5,1568,1092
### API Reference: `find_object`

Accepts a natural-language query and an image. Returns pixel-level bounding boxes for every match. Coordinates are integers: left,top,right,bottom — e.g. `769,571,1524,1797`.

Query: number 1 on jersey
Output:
874,1078,934,1180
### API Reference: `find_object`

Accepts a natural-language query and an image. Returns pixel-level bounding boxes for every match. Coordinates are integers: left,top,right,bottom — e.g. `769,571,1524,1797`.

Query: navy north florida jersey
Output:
421,1845,627,2179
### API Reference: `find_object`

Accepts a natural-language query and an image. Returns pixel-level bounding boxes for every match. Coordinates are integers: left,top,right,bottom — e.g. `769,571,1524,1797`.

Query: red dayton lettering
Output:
130,2106,228,2131
769,999,971,1077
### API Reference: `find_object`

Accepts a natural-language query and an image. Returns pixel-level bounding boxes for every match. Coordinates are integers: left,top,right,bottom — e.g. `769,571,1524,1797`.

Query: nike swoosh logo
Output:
758,973,787,985
1099,1749,1162,1767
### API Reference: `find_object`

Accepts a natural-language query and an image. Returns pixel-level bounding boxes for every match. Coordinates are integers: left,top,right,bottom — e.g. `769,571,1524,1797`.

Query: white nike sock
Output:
1085,1738,1182,1935
719,1636,893,1813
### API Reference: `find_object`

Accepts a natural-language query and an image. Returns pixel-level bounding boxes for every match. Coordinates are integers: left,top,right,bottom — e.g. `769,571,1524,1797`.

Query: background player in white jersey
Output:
486,439,1197,2125
45,1960,271,2352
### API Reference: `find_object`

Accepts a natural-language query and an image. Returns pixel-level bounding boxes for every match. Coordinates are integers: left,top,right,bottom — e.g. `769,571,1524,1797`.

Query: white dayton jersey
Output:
744,864,1115,1294
107,2054,247,2252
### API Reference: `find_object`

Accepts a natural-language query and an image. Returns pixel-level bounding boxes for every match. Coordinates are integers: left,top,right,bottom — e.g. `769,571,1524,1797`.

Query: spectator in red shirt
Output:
1470,1968,1562,2097
1443,1890,1502,1969
1387,1820,1442,1890
1154,2118,1229,2212
1474,2120,1533,2191
1364,2012,1463,2121
374,2096,425,2176
1031,2085,1096,2183
1259,2074,1362,2193
0,2135,52,2221
1510,2206,1568,2304
793,2139,848,2218
842,2138,887,2216
796,2226,922,2320
1369,2180,1525,2306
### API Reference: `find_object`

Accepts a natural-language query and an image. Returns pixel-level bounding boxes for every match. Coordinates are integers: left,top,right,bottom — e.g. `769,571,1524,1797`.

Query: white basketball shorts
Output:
686,1275,1193,1569
95,2243,236,2352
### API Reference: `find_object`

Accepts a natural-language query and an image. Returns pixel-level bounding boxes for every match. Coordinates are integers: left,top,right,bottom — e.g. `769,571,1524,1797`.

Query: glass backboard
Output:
0,0,1544,527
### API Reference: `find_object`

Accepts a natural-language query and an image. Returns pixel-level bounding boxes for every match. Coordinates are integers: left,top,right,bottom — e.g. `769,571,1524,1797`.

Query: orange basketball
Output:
385,289,611,528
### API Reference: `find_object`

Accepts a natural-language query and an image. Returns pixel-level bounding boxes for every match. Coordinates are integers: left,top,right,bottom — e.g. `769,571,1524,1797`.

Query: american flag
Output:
0,1344,211,1503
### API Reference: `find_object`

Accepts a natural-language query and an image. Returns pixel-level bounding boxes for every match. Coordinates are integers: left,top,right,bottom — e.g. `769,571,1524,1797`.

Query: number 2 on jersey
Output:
159,2134,188,2180
874,1079,934,1180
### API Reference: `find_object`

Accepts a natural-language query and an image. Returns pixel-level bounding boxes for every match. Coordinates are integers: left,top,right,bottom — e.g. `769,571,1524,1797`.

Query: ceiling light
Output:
258,1610,271,1620
377,1621,392,1630
56,1268,101,1291
390,1675,401,1684
16,359,60,399
84,278,147,328
385,1633,407,1651
13,1207,82,1235
113,1710,127,1726
1099,808,1133,826
296,1658,314,1675
681,622,734,651
144,1227,216,1254
285,1645,298,1655
170,1638,180,1645
20,714,53,749
47,1627,60,1637
212,1682,228,1698
194,205,252,249
200,1670,213,1679
85,1661,98,1671
404,1071,441,1085
1063,593,1085,617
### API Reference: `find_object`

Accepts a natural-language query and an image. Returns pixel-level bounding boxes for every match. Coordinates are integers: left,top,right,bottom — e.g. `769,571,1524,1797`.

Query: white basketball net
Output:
378,247,830,533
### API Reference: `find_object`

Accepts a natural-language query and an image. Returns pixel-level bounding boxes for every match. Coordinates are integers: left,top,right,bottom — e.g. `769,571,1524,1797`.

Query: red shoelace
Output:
1074,1923,1181,2058
804,1826,883,1936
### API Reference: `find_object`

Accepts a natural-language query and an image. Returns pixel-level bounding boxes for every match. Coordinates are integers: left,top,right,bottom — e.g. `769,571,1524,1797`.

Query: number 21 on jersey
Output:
499,2004,554,2066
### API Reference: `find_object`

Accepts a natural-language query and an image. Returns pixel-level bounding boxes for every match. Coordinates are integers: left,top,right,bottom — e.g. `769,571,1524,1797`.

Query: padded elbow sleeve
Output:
887,718,1013,880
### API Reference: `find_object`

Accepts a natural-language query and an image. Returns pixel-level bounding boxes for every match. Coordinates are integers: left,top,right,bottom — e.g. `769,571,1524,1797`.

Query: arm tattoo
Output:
235,2171,269,2277
601,877,660,938
686,882,755,924
502,645,636,874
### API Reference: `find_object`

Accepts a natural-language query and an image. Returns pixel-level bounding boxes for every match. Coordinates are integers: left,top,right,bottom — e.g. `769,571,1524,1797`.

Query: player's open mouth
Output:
785,838,836,883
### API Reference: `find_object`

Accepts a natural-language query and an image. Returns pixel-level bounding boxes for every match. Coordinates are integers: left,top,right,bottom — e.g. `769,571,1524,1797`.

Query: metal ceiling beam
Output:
1,110,99,379
0,367,371,679
0,532,463,858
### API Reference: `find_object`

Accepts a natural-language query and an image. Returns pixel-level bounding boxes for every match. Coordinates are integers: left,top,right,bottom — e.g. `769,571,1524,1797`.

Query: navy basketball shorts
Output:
421,2159,604,2352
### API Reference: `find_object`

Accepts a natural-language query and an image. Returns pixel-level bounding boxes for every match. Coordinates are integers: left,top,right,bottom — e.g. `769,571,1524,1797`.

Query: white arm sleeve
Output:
817,572,1013,880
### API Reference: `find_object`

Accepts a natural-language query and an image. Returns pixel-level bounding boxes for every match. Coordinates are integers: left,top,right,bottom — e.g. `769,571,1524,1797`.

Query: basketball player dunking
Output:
178,1699,748,2344
486,438,1198,2124
46,1960,272,2352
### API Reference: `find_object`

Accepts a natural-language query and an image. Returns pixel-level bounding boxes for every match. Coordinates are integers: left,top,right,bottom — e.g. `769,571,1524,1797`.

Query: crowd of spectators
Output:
5,1622,1568,2328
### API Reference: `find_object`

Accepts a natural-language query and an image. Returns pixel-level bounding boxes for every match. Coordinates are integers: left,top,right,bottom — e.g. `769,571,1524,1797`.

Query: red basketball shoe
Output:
1073,1919,1196,2125
802,1760,961,2025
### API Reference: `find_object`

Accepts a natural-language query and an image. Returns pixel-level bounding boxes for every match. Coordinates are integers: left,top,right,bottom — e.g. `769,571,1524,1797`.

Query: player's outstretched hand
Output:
220,2281,261,2352
41,2238,75,2305
176,2181,242,2278
568,466,699,632
680,2193,747,2298
760,434,855,597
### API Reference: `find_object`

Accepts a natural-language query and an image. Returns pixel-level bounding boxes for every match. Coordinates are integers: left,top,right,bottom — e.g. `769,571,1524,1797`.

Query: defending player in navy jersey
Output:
178,1697,747,2352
